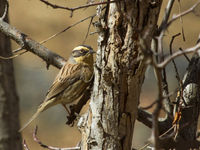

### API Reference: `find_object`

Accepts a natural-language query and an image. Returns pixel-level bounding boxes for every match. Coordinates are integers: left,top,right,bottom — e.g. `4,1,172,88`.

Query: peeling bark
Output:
79,1,162,149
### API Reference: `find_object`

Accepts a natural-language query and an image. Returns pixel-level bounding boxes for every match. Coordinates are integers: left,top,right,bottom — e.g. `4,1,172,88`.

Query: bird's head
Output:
70,45,95,66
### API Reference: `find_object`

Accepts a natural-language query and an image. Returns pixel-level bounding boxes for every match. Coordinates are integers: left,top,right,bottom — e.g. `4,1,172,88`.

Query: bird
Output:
19,45,95,132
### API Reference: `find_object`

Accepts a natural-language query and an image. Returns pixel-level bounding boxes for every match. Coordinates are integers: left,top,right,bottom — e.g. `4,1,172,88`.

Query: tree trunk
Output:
161,53,200,149
0,1,22,150
79,1,162,149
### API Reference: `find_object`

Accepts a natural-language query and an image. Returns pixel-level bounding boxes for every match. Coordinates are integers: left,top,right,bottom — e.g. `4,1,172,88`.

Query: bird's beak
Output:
89,49,96,54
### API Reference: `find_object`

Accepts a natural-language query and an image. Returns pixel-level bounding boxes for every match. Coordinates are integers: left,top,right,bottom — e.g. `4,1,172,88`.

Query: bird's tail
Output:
19,101,50,132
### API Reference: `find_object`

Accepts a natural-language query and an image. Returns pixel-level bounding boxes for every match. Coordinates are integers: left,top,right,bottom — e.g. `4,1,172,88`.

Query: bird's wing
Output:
45,63,83,101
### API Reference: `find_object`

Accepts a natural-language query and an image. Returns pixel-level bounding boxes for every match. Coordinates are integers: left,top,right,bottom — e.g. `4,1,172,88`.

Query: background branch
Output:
33,126,80,150
23,140,30,150
40,0,117,16
0,19,66,69
167,1,200,28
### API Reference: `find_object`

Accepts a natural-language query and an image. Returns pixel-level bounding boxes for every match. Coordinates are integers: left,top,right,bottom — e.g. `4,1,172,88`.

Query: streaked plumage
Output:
19,45,95,132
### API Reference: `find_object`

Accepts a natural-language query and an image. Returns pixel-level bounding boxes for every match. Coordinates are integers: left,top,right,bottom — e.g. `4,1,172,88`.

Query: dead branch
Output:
137,108,153,129
167,1,200,28
12,47,24,53
82,15,94,44
40,14,96,44
8,14,96,57
40,0,117,16
0,50,27,60
0,19,66,69
33,126,80,150
23,140,30,150
179,47,190,62
140,100,158,110
157,42,200,68
177,0,186,41
169,33,181,82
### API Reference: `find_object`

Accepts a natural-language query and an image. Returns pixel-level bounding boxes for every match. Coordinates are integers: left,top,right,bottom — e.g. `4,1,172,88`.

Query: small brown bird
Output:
19,45,95,132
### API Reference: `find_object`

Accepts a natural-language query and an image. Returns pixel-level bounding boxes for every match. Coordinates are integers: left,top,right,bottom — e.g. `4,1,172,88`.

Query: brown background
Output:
9,0,200,149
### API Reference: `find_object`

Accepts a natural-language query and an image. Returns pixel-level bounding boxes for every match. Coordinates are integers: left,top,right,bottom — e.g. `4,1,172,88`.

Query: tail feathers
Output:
19,99,55,132
19,109,42,132
19,101,50,132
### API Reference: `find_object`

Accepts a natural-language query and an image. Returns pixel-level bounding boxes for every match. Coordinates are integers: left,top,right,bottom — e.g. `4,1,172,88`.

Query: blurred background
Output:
8,0,200,149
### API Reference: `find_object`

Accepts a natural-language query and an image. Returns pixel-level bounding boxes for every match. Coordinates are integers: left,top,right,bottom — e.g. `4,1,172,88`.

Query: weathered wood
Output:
79,1,162,149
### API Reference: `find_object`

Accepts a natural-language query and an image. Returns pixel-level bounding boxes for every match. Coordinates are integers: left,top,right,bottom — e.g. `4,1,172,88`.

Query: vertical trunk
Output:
79,1,162,149
0,1,22,150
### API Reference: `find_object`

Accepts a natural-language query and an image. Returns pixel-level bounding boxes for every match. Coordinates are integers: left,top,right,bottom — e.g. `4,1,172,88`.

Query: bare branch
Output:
179,47,190,62
0,19,66,69
82,15,94,44
177,0,186,41
33,126,80,150
157,42,200,68
40,14,96,44
23,140,30,150
137,108,153,128
0,50,27,60
40,0,118,16
12,47,24,53
8,15,96,58
169,33,181,83
167,1,200,27
140,100,158,110
158,0,175,33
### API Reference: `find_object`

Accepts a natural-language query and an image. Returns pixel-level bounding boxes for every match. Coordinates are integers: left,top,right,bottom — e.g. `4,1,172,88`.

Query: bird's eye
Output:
80,50,85,53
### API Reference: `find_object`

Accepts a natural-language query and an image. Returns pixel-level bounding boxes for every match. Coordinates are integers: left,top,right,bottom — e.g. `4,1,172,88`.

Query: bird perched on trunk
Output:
19,45,95,132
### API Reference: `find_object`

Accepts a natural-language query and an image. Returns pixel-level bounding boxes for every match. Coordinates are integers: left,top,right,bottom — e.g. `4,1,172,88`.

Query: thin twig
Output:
169,33,181,83
12,47,24,53
140,100,159,110
40,0,117,16
33,126,80,150
40,14,96,44
177,0,186,41
82,15,95,44
167,1,200,28
23,140,30,150
157,42,200,68
0,50,27,60
9,15,96,57
179,47,190,62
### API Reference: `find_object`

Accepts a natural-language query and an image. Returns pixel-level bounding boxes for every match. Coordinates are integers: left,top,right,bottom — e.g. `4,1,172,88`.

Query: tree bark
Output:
79,1,162,149
161,53,200,149
0,1,22,149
